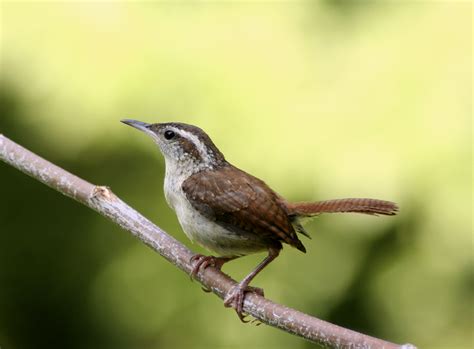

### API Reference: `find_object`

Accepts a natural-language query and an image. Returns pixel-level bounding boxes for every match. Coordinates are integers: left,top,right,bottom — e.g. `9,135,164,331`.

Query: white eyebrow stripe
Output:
175,128,212,163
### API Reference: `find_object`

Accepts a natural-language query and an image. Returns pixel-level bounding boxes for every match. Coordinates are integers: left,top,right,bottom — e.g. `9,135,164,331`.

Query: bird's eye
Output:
164,130,175,140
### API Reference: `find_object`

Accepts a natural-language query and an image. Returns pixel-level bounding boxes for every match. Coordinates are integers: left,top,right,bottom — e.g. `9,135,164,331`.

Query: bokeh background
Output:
0,1,471,349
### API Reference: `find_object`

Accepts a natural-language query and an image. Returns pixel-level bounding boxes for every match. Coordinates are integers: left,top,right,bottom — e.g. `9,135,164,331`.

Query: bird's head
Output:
121,119,226,172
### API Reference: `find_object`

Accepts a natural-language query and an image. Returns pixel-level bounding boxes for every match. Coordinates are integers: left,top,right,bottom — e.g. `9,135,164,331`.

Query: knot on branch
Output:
92,185,114,201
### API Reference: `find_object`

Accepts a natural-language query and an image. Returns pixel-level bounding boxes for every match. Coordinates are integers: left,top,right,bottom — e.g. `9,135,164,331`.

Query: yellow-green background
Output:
0,1,471,349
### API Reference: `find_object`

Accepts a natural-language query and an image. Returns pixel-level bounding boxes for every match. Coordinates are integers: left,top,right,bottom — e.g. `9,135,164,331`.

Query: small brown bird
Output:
121,119,398,321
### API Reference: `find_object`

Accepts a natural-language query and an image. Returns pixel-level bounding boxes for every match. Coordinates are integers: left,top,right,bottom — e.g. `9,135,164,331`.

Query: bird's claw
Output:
189,254,228,281
189,255,213,292
246,285,264,297
189,254,212,280
223,284,265,322
201,286,212,293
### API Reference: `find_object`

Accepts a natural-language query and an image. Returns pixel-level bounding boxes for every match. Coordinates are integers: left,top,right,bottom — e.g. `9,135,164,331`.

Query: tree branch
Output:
0,134,416,349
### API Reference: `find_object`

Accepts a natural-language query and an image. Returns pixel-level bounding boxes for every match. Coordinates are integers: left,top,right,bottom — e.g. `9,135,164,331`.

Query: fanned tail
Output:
288,198,398,217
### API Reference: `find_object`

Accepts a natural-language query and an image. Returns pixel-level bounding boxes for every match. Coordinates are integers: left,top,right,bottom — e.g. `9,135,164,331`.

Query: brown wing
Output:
182,165,306,252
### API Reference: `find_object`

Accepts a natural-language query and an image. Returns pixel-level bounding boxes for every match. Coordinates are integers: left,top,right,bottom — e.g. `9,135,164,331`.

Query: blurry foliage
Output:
0,2,471,349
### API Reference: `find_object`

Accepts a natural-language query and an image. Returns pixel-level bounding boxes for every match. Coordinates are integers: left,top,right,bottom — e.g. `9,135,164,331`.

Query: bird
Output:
121,119,398,321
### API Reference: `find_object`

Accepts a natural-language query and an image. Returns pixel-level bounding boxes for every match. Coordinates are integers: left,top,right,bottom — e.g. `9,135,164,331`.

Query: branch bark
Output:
0,134,416,349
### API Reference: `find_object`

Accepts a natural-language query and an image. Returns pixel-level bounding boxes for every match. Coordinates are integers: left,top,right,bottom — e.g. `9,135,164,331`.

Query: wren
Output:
121,119,398,321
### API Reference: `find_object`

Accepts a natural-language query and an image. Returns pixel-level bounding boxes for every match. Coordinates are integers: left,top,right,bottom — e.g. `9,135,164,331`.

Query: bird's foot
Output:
189,254,228,281
223,283,265,322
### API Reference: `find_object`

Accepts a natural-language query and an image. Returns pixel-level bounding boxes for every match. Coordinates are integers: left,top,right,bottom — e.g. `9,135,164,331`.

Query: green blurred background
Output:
0,1,471,349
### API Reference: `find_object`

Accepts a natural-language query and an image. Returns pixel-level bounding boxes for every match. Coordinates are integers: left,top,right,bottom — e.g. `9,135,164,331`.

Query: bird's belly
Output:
181,209,268,256
173,198,267,257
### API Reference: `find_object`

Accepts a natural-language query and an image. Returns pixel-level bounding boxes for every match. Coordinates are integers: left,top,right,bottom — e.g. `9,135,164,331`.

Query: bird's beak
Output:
121,119,152,133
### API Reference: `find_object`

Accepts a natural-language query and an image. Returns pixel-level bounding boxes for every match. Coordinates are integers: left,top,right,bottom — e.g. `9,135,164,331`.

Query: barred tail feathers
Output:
287,198,398,217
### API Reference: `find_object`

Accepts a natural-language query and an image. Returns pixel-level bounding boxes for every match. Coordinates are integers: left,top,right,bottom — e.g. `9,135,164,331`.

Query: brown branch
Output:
0,134,416,349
